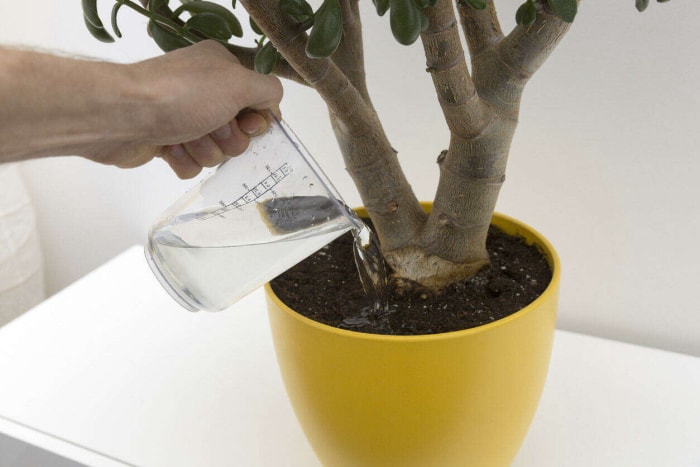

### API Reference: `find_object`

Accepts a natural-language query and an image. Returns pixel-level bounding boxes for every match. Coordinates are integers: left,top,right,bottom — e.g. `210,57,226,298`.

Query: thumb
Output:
233,68,284,111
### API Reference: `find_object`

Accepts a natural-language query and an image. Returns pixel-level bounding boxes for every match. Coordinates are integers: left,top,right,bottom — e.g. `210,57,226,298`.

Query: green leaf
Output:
255,41,279,74
111,2,125,39
515,1,537,27
547,0,577,22
635,0,649,9
464,0,487,10
81,0,101,26
81,0,114,42
306,0,343,59
372,0,390,16
232,0,237,8
83,16,115,42
250,17,264,35
148,20,191,52
390,0,423,45
280,0,314,22
186,12,232,40
173,1,243,37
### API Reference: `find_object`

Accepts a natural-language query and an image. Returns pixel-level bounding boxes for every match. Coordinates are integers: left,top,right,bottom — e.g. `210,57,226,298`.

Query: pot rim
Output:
265,211,560,343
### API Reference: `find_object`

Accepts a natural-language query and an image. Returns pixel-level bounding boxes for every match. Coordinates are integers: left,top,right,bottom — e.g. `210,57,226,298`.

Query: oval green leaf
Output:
255,41,279,74
250,17,264,35
186,12,233,40
81,0,101,26
82,0,114,42
516,1,537,26
111,2,125,39
83,16,115,43
372,0,390,16
280,0,314,22
306,0,343,59
390,0,423,45
148,20,191,52
547,0,577,22
420,8,429,32
635,0,649,10
173,1,243,37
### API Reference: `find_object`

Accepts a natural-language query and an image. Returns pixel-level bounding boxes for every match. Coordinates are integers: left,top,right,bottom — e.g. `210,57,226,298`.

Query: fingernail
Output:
170,144,187,161
241,113,267,136
213,123,232,140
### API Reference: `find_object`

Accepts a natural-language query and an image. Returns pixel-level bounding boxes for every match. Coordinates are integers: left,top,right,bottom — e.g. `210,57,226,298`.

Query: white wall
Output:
2,1,699,356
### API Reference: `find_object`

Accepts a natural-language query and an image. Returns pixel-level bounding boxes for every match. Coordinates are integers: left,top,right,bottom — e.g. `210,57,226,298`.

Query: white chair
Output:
0,164,44,326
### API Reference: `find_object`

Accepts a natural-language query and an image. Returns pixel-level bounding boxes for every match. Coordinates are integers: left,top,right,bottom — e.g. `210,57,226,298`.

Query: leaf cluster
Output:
510,0,576,27
372,0,436,46
82,0,674,75
82,0,243,50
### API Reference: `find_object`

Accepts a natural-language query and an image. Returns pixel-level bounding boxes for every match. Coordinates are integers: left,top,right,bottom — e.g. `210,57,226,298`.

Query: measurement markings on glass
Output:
196,163,293,221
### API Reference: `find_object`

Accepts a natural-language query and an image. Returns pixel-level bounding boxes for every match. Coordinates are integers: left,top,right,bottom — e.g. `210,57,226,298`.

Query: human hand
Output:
83,40,283,178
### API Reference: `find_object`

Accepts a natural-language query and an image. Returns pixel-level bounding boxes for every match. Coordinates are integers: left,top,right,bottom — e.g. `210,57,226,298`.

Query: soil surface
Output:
270,226,552,336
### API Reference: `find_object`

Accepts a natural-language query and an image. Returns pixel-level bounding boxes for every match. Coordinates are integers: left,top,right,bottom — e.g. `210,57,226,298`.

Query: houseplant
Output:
80,0,666,293
81,0,669,464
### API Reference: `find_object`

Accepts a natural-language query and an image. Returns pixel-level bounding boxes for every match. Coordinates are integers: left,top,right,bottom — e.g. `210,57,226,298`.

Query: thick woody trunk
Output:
240,0,574,292
386,1,573,290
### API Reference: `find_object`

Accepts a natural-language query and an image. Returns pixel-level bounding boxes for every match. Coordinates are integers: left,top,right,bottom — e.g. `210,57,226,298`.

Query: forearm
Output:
0,48,151,163
0,41,283,178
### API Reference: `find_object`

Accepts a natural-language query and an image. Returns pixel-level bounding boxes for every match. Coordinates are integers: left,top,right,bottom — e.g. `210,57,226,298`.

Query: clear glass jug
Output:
145,115,360,312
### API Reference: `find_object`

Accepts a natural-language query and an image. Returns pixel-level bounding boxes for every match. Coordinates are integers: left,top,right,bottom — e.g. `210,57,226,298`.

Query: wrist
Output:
96,62,159,146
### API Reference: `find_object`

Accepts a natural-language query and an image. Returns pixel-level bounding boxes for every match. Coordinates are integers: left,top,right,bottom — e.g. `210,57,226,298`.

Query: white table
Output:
0,247,698,467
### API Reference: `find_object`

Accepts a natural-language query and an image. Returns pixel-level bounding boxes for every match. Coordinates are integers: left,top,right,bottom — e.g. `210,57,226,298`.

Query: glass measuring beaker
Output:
145,114,361,312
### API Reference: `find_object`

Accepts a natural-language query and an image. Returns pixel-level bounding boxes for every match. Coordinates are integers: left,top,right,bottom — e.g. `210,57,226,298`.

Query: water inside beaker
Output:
147,195,354,311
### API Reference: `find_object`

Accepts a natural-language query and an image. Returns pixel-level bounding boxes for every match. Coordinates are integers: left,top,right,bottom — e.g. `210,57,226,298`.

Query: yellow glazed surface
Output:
265,210,560,466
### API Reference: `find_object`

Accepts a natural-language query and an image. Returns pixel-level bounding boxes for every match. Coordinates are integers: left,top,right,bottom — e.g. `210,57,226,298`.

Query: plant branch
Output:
240,0,366,133
415,0,576,278
333,0,373,107
456,0,504,59
240,0,425,251
496,2,577,85
420,0,490,138
463,1,576,119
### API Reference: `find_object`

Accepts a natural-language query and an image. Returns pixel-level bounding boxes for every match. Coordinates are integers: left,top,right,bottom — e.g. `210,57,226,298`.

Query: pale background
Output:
1,0,698,356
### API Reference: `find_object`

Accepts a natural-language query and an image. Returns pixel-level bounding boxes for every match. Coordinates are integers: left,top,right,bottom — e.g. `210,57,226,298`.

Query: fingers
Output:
210,120,250,157
212,110,274,155
161,144,203,179
161,111,274,179
183,134,225,168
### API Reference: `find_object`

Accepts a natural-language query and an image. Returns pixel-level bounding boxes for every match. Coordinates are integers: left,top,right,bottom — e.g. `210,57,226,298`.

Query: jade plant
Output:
82,0,669,292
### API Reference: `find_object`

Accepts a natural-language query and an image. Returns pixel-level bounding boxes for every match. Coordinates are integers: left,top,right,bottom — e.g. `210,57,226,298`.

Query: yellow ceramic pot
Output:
265,209,560,467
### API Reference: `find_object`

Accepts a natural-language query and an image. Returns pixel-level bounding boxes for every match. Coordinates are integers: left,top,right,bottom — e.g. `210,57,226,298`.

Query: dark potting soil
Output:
270,225,552,336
